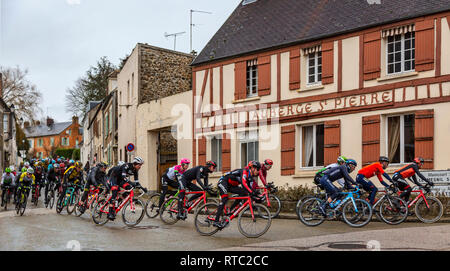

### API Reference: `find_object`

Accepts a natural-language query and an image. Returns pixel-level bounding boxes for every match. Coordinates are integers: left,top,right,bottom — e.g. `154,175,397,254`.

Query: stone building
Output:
118,43,194,190
0,72,18,169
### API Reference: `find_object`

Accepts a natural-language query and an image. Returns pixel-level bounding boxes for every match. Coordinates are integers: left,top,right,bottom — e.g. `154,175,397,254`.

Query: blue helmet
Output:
346,159,357,167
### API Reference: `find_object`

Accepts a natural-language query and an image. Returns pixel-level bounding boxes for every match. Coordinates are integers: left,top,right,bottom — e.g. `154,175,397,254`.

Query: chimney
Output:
46,117,54,127
72,116,79,125
24,121,30,128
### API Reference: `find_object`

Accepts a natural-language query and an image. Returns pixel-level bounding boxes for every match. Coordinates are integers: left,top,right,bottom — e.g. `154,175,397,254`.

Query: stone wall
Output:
139,44,193,104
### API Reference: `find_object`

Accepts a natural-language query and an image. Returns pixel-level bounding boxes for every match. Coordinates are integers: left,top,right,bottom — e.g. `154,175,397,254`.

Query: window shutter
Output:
415,109,434,169
321,41,334,84
257,56,271,96
198,136,207,166
415,19,435,72
234,61,247,100
281,125,296,176
363,31,381,80
362,115,381,166
222,133,231,172
324,120,340,165
289,48,301,90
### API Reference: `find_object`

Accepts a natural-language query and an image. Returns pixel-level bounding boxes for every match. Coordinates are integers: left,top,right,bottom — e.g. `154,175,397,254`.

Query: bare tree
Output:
0,66,43,121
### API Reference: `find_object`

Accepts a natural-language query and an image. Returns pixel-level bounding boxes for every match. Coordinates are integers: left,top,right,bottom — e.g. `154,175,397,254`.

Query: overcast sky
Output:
0,0,241,122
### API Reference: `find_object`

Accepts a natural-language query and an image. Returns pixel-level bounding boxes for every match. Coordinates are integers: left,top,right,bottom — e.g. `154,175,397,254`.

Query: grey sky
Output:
0,0,241,122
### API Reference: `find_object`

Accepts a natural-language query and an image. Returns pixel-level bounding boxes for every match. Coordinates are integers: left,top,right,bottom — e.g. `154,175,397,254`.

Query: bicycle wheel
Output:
194,203,221,236
262,194,281,219
19,194,28,216
415,196,444,223
378,196,408,225
159,197,180,225
122,199,145,227
92,199,109,225
237,203,271,238
67,190,80,215
145,193,161,218
2,191,6,210
298,197,326,227
342,199,372,228
56,195,64,214
49,189,55,209
295,195,313,219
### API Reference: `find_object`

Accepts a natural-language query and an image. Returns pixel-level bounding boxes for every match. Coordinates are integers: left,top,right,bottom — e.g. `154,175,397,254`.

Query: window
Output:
246,59,258,97
239,130,259,167
387,114,415,164
38,139,43,147
50,137,54,147
210,136,222,172
61,137,70,146
307,52,322,85
387,32,415,75
301,124,324,168
3,114,8,133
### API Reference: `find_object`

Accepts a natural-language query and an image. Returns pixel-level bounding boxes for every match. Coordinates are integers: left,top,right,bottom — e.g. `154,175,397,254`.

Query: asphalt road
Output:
0,205,448,251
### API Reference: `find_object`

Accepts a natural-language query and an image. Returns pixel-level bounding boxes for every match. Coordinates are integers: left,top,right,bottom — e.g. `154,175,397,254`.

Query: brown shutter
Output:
198,136,207,166
281,125,296,176
363,31,381,80
415,110,434,169
258,56,271,96
222,133,231,172
289,48,301,90
362,115,381,166
415,19,435,72
234,61,247,101
321,41,334,84
324,120,341,165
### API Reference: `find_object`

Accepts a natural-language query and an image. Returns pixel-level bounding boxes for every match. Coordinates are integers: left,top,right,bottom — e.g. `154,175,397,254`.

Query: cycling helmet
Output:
27,168,34,174
206,160,217,168
180,158,191,165
54,163,60,168
248,160,261,170
75,162,82,168
264,159,273,166
5,167,11,173
69,159,75,164
346,159,357,167
9,166,14,171
379,156,390,163
132,157,144,165
98,162,108,168
59,163,66,168
24,162,30,167
118,161,125,166
414,157,424,164
337,156,348,164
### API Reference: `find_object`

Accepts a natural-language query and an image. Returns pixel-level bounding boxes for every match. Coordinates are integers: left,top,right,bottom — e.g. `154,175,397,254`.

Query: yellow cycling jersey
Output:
19,172,35,185
64,166,82,183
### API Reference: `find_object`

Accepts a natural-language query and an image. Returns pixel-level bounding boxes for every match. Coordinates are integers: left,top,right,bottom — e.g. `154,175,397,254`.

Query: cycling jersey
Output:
394,163,429,183
1,173,14,185
64,166,83,183
166,165,186,181
322,164,357,187
179,166,210,190
18,172,35,186
357,162,391,187
222,167,257,193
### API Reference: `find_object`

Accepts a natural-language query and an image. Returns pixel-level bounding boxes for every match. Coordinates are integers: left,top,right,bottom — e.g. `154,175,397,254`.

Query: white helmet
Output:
118,161,125,166
132,157,144,165
27,168,34,174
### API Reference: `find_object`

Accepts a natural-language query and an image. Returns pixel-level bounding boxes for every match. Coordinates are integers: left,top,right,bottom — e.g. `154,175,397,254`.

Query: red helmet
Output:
414,157,424,164
180,158,191,165
59,163,66,168
264,159,273,166
206,161,217,168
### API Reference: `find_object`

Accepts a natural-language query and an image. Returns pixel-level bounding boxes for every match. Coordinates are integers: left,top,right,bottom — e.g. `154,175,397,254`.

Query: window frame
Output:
246,59,258,98
386,32,415,75
385,113,415,165
307,51,322,85
239,130,259,168
299,123,325,169
210,135,223,172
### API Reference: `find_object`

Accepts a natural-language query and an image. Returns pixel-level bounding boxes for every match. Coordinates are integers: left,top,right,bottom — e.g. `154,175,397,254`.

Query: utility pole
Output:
164,31,186,51
190,9,212,54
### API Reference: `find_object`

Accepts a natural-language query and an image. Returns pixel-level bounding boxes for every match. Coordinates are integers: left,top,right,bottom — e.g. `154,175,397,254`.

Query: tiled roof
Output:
24,122,72,138
192,0,450,66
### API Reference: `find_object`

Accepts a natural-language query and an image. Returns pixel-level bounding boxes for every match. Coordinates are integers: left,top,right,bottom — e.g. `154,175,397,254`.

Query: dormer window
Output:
242,0,257,6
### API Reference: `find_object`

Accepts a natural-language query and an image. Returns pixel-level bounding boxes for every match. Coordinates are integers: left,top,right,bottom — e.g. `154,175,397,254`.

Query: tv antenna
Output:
190,9,212,53
164,31,186,51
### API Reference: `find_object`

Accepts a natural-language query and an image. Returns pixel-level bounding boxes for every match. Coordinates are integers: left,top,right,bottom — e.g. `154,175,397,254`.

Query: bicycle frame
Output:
256,186,272,207
164,190,207,212
87,188,100,208
100,188,136,214
330,188,362,213
224,196,254,222
407,188,429,208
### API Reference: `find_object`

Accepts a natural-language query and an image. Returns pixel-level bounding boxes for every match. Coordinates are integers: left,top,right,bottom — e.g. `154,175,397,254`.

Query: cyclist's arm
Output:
241,171,253,194
341,166,357,186
258,169,268,187
195,169,207,190
414,165,431,185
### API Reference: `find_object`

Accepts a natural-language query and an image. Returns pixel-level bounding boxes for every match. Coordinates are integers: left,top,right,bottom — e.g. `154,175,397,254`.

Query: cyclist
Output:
314,156,348,188
21,162,30,173
58,161,84,206
78,162,108,214
356,156,392,205
15,168,35,204
392,157,434,203
1,167,16,206
107,157,144,221
257,159,273,189
176,160,216,220
158,158,190,208
45,162,59,205
213,160,262,228
319,159,359,215
33,166,45,201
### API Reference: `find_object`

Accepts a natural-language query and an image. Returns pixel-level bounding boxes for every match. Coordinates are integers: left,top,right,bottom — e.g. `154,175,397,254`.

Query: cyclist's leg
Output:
177,178,188,217
214,179,229,224
319,177,339,213
108,176,119,220
356,174,378,205
187,182,203,203
159,175,171,207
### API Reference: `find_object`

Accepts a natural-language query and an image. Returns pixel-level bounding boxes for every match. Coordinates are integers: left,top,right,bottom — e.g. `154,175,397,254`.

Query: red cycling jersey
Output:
357,162,385,182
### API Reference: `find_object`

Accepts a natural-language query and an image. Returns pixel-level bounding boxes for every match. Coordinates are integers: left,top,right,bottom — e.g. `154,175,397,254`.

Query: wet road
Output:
0,204,447,251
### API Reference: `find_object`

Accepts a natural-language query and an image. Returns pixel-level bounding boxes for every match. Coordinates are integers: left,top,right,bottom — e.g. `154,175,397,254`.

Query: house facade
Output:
24,116,83,159
191,0,450,186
